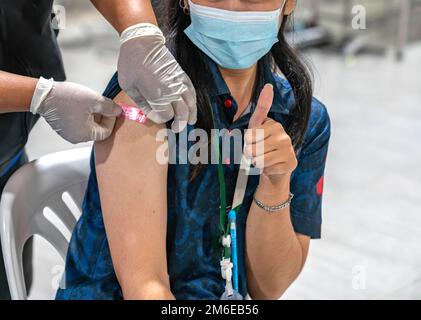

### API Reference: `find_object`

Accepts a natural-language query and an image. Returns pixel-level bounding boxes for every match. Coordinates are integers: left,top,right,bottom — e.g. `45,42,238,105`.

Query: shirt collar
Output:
205,54,292,116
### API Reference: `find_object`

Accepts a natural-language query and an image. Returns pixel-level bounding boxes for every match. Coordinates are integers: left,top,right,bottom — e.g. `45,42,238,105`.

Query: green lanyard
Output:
212,129,229,259
211,113,242,261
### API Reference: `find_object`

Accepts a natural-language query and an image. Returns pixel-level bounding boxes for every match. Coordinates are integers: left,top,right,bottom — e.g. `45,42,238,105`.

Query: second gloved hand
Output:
118,23,197,133
30,77,122,144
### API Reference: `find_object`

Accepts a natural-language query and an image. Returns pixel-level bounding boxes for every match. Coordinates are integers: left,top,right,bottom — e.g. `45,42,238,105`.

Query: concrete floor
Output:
19,7,421,300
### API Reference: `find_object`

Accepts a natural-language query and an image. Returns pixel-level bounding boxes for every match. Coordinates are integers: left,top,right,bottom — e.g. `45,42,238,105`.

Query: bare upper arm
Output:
94,91,170,297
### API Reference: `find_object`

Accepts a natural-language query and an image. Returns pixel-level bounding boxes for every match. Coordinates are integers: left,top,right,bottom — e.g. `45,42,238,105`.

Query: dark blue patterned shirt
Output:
56,56,331,300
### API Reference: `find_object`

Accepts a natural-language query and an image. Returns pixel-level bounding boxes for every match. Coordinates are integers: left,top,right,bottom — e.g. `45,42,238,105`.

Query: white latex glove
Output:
118,23,197,133
30,77,122,144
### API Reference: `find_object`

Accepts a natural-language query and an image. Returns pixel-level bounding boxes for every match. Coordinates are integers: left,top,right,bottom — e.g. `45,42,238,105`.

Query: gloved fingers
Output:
147,103,175,124
89,97,122,117
182,88,197,126
171,98,190,133
128,89,151,116
117,30,197,126
133,100,153,118
89,115,118,142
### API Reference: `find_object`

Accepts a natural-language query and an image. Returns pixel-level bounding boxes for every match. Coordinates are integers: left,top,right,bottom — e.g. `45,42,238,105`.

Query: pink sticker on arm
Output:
118,103,147,124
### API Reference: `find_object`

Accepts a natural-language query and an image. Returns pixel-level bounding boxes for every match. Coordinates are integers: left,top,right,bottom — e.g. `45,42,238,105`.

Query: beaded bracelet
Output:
253,192,294,213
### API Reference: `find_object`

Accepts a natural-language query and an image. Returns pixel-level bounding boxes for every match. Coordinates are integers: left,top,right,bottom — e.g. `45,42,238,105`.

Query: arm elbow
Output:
249,283,286,300
248,258,303,300
123,278,175,300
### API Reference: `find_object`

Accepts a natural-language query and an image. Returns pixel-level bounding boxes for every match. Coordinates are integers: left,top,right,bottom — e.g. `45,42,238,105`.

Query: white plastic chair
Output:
0,147,91,300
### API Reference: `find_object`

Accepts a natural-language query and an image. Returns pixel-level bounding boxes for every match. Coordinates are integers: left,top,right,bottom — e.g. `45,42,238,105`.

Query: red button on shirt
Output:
316,176,324,196
224,98,233,108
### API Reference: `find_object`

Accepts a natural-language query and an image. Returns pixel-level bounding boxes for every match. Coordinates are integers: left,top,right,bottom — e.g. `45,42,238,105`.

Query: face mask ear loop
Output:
281,0,287,13
179,0,190,14
278,0,288,30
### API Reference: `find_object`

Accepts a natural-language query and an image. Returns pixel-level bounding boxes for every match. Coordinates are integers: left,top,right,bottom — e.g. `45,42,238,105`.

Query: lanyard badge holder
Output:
213,125,250,301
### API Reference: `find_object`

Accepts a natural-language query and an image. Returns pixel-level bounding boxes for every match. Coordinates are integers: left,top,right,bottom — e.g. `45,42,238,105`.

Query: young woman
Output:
56,0,331,300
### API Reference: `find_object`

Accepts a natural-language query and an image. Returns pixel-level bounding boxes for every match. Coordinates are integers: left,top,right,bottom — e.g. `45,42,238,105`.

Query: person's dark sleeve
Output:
289,99,331,239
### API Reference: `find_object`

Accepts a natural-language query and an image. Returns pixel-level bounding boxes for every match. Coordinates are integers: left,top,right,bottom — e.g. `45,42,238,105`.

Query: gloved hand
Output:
118,23,197,133
30,77,122,144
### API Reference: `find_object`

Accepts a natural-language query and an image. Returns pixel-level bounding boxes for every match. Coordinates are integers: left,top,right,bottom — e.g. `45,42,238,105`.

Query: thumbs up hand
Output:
244,84,297,190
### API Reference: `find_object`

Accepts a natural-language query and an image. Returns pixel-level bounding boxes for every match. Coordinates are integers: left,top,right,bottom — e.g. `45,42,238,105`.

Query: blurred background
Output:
21,0,421,299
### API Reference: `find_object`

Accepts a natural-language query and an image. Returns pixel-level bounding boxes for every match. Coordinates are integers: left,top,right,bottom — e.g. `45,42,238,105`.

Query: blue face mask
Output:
184,0,286,70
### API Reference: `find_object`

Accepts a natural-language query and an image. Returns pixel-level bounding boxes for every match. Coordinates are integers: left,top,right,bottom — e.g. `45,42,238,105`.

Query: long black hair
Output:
156,0,313,179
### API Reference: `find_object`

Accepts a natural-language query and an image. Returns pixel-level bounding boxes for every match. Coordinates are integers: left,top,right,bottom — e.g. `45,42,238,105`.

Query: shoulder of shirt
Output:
272,73,331,155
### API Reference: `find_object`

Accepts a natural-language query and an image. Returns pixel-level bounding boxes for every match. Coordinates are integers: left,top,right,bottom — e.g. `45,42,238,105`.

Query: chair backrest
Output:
0,147,91,300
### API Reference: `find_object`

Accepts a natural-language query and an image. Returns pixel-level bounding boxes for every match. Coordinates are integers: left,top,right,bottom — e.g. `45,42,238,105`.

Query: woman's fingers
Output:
248,84,274,129
252,150,297,173
243,85,297,177
252,150,283,170
245,131,293,159
244,119,289,159
244,118,284,145
244,134,291,158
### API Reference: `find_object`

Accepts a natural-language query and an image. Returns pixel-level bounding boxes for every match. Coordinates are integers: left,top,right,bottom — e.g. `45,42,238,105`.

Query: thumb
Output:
90,116,117,141
248,84,274,129
91,97,122,117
